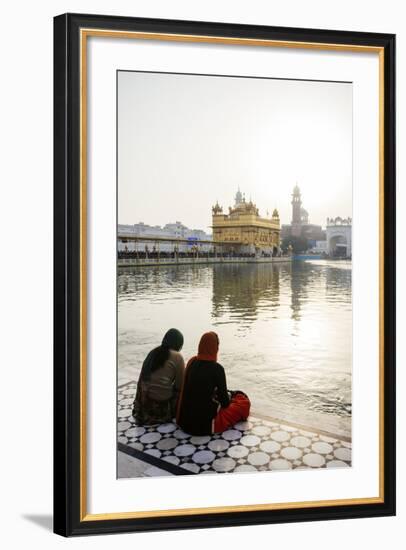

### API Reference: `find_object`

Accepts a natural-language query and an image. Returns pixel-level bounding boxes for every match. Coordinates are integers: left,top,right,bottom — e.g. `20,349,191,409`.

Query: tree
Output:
281,236,308,254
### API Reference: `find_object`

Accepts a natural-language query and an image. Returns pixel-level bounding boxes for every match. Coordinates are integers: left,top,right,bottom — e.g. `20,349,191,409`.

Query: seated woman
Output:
176,331,250,435
132,328,185,425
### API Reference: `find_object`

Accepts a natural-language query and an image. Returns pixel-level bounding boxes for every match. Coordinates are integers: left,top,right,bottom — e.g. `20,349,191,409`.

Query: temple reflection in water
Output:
211,263,281,324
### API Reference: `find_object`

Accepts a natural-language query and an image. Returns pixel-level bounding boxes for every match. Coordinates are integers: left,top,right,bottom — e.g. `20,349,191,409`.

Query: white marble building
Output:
118,222,212,252
326,217,352,258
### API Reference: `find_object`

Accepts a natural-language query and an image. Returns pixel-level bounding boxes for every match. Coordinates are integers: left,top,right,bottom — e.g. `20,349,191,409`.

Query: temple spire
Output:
234,187,243,206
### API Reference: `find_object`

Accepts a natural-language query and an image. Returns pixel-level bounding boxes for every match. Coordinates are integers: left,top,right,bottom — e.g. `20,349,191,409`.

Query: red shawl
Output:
176,332,219,421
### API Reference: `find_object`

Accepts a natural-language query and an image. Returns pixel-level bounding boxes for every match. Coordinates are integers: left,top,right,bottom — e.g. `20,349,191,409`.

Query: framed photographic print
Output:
53,13,396,536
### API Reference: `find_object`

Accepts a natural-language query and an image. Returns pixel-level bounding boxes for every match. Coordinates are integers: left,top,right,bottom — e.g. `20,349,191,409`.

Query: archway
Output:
329,234,347,257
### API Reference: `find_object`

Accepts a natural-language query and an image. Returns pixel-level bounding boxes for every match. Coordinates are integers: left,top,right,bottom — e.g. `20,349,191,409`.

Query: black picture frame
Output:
54,12,396,536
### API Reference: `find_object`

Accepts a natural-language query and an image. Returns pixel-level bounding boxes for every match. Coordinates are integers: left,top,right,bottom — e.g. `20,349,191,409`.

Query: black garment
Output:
177,359,230,435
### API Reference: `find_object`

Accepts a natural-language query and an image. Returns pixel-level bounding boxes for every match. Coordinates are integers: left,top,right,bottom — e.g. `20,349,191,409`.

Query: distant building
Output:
281,186,325,243
117,221,212,252
326,217,352,258
312,241,328,254
212,189,280,255
118,221,211,239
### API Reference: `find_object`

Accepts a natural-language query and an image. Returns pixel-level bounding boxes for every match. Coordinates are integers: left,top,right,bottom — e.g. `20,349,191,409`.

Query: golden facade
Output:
212,190,280,253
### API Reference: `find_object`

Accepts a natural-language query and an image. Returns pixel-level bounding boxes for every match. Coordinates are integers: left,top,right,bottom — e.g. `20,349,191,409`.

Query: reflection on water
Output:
118,261,352,435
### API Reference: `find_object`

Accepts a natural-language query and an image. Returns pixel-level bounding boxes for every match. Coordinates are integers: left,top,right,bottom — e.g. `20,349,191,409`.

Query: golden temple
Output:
212,189,280,255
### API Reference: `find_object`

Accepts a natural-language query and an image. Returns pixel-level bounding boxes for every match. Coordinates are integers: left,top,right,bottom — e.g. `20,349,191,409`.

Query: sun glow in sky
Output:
118,71,352,231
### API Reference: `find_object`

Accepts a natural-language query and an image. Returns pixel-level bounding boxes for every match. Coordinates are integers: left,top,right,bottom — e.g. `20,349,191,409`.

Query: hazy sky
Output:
118,71,352,231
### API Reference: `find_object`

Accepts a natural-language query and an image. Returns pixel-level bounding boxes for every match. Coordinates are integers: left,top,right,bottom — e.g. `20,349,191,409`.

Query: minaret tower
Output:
234,187,243,207
291,184,302,237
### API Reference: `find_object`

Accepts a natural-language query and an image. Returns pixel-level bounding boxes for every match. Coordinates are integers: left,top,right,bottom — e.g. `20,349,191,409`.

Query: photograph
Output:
116,70,353,478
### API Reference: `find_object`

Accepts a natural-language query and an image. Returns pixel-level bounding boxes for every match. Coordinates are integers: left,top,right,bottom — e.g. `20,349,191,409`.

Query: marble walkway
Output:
118,381,352,478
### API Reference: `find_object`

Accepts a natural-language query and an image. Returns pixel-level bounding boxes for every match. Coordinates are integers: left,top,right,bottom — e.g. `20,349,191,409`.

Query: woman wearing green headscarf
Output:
132,328,185,425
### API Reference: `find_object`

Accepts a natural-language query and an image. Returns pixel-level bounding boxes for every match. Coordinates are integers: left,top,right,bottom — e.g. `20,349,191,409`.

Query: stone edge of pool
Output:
117,381,352,479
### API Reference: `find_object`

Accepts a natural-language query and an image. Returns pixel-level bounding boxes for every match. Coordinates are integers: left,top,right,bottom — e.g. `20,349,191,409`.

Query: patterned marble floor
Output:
118,381,352,478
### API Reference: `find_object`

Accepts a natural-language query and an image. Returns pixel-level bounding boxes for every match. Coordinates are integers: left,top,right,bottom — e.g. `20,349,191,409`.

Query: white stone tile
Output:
222,429,242,441
156,437,178,451
290,436,312,448
190,435,211,445
212,457,236,472
118,408,133,418
271,430,290,442
227,445,249,459
252,425,272,436
281,447,303,461
117,421,131,432
234,420,253,431
240,435,261,447
326,459,350,468
174,444,196,457
303,453,326,468
247,452,270,466
157,423,177,434
174,429,191,439
311,441,334,455
128,442,143,451
259,440,281,454
140,432,162,444
334,447,351,461
125,426,146,438
269,459,292,470
208,439,230,452
192,450,216,464
234,464,257,472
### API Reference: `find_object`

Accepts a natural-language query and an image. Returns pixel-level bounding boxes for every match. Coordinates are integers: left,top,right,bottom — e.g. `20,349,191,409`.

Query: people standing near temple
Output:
132,328,185,425
176,332,251,435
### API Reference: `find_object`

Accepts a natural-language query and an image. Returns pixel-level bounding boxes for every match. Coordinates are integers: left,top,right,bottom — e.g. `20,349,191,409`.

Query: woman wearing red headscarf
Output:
176,332,251,435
